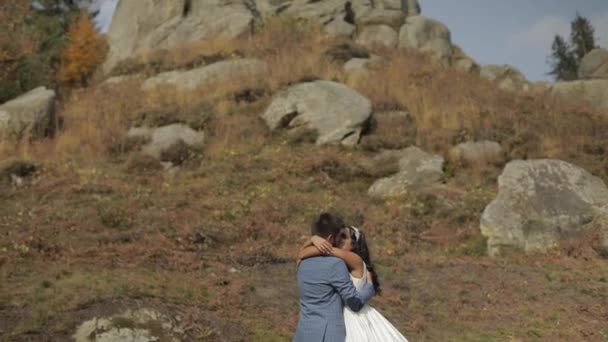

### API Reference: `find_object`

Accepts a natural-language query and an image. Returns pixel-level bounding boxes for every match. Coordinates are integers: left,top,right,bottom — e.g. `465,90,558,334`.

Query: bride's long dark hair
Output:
348,226,381,295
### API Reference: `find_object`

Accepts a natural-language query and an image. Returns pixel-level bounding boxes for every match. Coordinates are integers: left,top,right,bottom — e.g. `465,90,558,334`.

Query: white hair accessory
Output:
350,226,361,242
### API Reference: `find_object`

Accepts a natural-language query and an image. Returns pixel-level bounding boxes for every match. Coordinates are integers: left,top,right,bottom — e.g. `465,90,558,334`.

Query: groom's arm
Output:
329,260,375,312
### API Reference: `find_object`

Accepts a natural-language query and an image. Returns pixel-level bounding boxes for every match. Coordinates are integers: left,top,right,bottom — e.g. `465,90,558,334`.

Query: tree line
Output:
0,0,107,103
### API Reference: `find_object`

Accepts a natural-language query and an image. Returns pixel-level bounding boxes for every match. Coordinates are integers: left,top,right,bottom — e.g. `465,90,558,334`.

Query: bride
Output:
298,225,409,342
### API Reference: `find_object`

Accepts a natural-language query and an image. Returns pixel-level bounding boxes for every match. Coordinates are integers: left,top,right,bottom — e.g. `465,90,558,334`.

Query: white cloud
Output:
506,15,570,52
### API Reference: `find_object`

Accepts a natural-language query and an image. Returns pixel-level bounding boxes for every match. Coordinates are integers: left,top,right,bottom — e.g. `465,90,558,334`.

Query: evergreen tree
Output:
548,35,578,81
570,13,596,60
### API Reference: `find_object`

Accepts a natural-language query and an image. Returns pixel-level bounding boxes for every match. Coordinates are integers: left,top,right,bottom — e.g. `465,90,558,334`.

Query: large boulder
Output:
578,48,608,80
261,80,372,146
398,16,452,66
104,0,255,73
480,64,529,92
356,25,399,48
551,79,608,109
0,87,56,141
141,59,269,91
368,146,444,198
127,124,205,164
480,159,608,256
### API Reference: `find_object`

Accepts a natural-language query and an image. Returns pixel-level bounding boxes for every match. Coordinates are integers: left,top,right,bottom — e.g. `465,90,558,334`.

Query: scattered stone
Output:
73,308,184,342
368,146,444,198
127,124,205,164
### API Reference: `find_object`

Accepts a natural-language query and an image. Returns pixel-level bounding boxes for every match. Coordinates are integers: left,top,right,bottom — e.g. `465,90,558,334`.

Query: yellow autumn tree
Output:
57,13,108,87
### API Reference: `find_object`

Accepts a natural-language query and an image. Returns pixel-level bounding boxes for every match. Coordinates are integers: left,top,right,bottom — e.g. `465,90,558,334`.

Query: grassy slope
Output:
1,18,608,341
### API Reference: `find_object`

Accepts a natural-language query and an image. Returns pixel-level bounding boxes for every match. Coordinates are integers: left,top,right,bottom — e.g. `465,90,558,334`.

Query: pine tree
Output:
570,13,596,60
548,35,578,81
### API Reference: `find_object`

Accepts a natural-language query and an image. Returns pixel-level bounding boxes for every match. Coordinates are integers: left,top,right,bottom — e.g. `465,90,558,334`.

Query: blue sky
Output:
94,0,608,81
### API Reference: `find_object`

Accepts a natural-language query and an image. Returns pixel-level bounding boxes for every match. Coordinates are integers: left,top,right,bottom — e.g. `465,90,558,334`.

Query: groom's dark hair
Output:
311,212,344,239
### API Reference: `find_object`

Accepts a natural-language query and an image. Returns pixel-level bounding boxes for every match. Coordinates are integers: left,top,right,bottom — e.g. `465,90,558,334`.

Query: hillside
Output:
1,2,608,341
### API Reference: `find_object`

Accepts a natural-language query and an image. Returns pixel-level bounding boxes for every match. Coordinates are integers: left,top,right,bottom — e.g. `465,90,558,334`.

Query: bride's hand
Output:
311,235,332,255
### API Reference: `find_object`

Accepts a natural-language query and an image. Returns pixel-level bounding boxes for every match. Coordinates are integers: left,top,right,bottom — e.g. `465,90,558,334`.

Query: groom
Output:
294,213,375,342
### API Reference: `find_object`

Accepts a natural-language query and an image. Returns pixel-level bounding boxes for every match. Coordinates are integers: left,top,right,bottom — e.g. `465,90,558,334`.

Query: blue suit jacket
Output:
293,256,375,342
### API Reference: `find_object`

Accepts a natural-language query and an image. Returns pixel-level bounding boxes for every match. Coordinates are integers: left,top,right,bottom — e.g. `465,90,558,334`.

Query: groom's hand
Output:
311,236,332,255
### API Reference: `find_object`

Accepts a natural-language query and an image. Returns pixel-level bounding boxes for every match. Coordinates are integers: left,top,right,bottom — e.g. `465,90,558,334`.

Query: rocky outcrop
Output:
261,80,372,146
141,59,269,91
373,0,420,15
578,48,608,80
368,146,444,198
480,159,608,256
480,64,529,92
0,87,56,141
398,16,452,66
449,141,504,166
551,79,608,110
104,0,256,73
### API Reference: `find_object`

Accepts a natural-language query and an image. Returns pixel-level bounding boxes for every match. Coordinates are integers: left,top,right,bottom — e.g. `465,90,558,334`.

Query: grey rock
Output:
261,80,372,146
356,24,399,48
480,159,608,256
141,59,269,91
127,124,205,161
73,308,183,342
453,57,479,74
449,141,504,165
324,19,356,38
355,9,405,29
398,16,452,66
578,48,608,80
0,87,56,141
368,146,444,198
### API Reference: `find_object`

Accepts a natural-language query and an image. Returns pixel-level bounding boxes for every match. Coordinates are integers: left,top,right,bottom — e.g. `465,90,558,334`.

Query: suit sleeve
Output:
328,260,375,312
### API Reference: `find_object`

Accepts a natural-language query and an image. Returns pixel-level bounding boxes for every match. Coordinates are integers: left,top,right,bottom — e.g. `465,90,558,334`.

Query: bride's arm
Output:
331,248,364,275
296,236,333,266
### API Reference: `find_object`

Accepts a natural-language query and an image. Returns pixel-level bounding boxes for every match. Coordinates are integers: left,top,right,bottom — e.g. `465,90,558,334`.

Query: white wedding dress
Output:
344,264,409,342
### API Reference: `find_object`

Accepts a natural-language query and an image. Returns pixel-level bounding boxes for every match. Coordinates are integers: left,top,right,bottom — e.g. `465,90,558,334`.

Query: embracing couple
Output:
294,213,408,342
